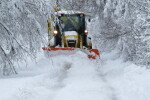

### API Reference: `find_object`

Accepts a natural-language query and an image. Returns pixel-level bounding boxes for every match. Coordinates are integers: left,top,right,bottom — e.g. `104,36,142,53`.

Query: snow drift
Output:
0,51,150,100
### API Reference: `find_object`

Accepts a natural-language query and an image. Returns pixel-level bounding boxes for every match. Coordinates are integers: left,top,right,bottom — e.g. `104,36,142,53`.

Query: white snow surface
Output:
0,50,150,100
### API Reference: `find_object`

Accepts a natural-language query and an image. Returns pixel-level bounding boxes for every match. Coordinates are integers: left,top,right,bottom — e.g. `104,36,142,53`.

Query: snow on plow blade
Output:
42,48,100,59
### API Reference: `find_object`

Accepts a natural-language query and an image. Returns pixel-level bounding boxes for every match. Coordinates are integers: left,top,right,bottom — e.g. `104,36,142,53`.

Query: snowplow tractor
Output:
42,10,100,59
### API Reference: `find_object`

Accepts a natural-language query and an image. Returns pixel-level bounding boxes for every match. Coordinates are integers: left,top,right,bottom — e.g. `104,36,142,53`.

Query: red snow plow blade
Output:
42,47,100,59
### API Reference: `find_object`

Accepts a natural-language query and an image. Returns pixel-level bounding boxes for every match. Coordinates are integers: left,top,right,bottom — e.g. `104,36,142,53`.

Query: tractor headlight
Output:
84,30,88,34
53,30,58,35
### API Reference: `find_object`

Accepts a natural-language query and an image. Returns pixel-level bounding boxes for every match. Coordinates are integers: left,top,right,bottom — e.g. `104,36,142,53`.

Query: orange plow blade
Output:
42,47,100,59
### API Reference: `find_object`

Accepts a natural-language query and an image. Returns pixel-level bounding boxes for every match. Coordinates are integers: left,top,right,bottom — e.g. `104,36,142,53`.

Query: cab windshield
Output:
59,14,85,32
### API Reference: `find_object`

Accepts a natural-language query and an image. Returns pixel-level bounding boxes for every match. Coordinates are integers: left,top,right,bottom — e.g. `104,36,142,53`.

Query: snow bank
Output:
100,52,150,100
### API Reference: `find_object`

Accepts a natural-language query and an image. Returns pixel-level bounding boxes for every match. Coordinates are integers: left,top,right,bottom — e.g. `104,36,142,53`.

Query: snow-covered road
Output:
49,53,116,100
0,51,150,100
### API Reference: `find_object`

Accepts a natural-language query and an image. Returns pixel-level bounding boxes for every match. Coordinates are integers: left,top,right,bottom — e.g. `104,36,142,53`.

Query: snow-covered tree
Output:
0,0,52,75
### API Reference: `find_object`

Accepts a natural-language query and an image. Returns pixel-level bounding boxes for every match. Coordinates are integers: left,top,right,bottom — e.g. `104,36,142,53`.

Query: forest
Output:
0,0,150,100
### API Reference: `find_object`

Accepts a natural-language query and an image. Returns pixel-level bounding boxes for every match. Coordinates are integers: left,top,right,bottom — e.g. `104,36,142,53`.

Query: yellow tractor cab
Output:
44,10,100,59
48,10,92,49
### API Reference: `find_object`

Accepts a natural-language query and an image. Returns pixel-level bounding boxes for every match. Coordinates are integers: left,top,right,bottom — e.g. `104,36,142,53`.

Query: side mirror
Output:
88,37,91,40
88,18,91,22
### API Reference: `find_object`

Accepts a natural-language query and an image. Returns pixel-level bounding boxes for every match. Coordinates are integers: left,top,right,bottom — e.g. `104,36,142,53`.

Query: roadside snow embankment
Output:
100,52,150,100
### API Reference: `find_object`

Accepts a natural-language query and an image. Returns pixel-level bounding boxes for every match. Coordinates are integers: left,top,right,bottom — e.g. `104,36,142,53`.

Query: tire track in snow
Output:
98,72,118,100
50,53,118,100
